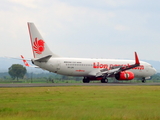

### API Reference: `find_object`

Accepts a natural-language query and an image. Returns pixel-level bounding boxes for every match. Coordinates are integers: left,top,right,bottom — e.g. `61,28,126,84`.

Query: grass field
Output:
0,86,160,120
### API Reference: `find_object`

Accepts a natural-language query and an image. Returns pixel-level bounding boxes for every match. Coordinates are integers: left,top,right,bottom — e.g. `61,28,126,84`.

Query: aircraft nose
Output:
152,67,157,74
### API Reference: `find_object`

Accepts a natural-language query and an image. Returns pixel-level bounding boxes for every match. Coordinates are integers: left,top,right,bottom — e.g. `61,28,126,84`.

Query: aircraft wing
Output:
96,52,140,77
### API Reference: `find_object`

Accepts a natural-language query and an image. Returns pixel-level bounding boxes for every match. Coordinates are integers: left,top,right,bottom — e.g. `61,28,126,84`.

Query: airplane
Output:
26,22,156,83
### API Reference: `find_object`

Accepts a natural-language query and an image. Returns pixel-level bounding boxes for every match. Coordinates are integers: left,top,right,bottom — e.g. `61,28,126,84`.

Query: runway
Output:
0,82,160,88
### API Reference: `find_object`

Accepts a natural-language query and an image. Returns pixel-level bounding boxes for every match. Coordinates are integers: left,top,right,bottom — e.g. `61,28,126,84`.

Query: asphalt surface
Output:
0,82,160,88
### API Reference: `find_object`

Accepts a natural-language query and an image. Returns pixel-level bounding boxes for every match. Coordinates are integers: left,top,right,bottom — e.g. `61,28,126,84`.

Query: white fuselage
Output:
33,57,156,78
27,22,157,83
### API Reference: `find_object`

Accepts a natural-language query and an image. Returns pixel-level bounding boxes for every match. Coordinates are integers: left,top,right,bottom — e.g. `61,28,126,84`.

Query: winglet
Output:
21,55,30,67
135,52,140,65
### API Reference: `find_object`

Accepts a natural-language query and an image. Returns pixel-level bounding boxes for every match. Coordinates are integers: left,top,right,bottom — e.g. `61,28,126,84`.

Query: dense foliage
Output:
8,64,27,80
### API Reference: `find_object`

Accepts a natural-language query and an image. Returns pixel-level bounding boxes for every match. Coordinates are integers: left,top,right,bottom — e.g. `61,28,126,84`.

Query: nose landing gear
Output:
142,78,146,83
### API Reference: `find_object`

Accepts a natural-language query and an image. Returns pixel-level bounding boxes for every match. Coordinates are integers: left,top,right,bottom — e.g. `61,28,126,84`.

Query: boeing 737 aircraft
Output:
26,22,156,83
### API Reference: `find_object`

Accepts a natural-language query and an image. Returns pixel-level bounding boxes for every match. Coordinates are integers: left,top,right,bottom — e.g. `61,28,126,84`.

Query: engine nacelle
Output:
115,71,134,80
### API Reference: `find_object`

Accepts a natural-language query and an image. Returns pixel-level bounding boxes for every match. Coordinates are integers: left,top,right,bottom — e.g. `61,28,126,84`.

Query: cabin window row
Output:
66,64,93,66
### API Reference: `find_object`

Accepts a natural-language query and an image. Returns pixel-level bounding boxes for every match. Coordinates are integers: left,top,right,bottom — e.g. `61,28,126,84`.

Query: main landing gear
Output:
142,77,146,83
83,77,90,83
82,77,108,83
101,78,108,83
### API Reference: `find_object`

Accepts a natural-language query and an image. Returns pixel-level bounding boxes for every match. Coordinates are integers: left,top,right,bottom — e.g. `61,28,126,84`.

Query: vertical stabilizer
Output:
27,22,59,58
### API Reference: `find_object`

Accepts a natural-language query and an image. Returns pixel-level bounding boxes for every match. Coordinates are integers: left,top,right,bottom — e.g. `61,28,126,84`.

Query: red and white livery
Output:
26,22,156,83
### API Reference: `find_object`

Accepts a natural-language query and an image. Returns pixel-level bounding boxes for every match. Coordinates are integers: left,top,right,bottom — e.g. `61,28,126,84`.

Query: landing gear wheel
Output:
142,78,146,83
101,78,108,83
83,77,90,83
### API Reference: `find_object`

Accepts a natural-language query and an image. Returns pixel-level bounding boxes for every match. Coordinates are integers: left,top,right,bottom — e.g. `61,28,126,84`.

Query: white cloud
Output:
101,0,135,7
0,0,160,60
9,0,37,8
114,25,129,31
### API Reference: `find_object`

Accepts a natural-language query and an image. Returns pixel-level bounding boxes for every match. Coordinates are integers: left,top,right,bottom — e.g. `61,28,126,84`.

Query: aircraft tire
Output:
142,78,146,83
101,79,108,83
83,78,90,83
105,79,108,83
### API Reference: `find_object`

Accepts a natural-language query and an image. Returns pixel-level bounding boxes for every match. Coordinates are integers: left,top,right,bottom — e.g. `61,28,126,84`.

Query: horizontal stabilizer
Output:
21,55,39,68
34,55,52,62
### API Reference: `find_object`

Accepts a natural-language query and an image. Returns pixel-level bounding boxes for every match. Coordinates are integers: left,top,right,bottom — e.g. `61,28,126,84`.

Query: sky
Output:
0,0,160,60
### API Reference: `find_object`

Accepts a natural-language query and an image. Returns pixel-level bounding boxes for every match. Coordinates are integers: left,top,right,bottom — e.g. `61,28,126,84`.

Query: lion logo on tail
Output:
33,38,45,54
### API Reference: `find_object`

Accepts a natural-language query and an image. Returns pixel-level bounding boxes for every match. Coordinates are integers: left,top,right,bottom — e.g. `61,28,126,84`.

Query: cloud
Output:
0,0,160,60
95,0,136,8
114,25,129,31
9,0,37,8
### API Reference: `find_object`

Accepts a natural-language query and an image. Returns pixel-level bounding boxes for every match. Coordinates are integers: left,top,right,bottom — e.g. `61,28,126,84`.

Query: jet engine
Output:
115,71,134,80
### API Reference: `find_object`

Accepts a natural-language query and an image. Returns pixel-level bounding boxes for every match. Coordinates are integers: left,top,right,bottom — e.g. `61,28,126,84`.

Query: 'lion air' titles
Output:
93,62,144,70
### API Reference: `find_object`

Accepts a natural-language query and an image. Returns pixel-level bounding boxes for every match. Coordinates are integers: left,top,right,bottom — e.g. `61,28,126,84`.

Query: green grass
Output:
0,86,160,120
